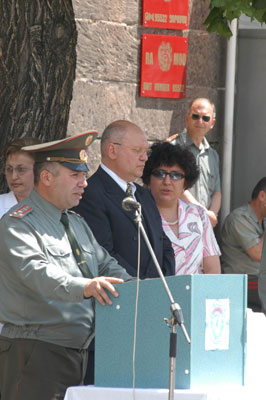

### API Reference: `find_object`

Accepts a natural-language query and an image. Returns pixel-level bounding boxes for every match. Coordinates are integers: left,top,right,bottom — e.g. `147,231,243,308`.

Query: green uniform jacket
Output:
0,189,132,349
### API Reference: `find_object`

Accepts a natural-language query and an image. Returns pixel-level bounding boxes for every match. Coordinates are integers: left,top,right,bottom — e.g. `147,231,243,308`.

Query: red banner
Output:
140,34,187,99
143,0,188,30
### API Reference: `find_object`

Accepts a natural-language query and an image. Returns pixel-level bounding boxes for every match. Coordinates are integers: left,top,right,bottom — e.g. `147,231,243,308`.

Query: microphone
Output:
122,197,141,211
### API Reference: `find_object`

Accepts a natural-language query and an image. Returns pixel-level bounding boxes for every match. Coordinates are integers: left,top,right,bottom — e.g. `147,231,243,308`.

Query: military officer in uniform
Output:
0,131,132,400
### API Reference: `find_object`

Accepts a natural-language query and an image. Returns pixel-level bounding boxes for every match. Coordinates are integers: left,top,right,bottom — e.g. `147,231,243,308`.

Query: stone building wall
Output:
68,0,227,173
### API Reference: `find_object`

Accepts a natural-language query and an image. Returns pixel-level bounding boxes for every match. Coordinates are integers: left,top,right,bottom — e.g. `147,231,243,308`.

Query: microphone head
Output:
122,197,141,211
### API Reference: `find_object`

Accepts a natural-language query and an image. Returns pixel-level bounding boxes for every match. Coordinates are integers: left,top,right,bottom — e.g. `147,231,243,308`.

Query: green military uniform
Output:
0,131,132,400
171,129,220,209
0,189,131,347
0,190,132,399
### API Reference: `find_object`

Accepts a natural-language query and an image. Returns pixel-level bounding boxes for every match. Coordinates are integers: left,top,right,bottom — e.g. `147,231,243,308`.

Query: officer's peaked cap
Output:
21,131,98,172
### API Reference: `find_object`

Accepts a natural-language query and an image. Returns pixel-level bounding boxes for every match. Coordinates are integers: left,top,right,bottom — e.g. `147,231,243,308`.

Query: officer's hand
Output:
84,277,124,305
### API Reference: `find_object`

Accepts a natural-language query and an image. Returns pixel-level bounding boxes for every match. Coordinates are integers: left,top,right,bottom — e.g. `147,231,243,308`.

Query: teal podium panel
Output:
95,274,247,389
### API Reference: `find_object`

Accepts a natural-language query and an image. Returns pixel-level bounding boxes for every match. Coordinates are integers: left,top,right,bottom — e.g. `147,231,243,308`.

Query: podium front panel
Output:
95,275,247,389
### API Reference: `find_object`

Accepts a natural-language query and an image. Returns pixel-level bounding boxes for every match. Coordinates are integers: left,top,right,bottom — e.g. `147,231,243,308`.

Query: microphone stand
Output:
132,205,191,400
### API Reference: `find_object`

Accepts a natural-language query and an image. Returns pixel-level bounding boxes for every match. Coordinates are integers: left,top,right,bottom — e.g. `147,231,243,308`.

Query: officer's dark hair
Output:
142,141,199,190
251,177,266,199
4,137,42,164
34,162,60,185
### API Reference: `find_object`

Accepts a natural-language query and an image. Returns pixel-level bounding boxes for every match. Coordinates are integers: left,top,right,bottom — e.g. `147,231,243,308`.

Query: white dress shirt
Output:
0,191,17,219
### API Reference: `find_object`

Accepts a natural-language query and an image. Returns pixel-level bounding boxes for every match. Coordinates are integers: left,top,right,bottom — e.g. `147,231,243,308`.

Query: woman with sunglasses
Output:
142,141,221,275
0,137,41,218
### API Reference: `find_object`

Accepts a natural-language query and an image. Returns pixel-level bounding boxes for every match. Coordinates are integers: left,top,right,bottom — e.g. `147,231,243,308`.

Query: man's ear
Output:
107,142,118,160
258,190,266,202
210,118,216,129
39,169,53,186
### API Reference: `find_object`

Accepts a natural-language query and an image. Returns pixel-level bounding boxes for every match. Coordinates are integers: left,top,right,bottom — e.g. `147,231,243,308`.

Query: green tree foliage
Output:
204,0,266,38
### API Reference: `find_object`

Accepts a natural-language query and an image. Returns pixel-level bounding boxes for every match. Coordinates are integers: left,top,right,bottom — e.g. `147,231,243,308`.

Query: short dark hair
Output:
34,161,60,185
4,137,42,164
251,177,266,199
142,141,199,190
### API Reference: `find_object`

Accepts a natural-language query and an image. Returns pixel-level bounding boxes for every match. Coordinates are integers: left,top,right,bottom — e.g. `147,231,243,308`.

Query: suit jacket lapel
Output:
135,187,156,244
97,167,138,226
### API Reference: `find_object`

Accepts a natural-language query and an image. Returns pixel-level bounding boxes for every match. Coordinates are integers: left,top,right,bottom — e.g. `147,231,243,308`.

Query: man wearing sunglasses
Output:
167,97,221,228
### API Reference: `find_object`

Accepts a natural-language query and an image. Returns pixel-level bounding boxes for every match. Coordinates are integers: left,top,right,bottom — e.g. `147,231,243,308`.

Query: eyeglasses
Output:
4,166,33,176
151,169,185,181
191,114,211,122
112,143,151,156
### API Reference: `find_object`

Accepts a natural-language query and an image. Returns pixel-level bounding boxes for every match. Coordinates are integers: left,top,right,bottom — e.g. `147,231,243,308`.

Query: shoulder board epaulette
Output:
68,210,82,218
10,204,33,218
164,133,179,143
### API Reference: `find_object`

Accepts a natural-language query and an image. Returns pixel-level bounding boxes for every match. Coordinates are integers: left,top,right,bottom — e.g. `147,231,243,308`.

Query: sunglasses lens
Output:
191,114,200,120
170,172,184,180
191,114,210,122
152,170,184,181
152,170,165,179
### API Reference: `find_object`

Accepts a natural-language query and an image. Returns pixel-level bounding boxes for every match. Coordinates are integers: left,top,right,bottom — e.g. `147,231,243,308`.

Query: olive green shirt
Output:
173,130,221,209
221,204,263,275
259,232,266,311
0,189,132,349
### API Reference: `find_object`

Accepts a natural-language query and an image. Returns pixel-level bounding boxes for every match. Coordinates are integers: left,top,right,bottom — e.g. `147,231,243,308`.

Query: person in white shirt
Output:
0,137,41,218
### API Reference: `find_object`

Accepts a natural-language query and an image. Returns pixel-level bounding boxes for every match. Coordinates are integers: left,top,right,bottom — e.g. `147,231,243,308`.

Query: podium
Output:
95,274,247,389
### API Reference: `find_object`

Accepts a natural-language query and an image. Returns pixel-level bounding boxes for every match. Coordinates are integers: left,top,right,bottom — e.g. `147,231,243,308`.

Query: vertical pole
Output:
221,19,238,225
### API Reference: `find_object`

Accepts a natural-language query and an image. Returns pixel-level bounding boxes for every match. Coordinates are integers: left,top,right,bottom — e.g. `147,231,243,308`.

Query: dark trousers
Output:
0,337,88,400
248,275,262,312
84,339,95,385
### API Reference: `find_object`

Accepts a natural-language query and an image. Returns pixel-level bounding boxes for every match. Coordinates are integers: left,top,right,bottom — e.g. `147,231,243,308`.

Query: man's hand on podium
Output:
84,277,124,305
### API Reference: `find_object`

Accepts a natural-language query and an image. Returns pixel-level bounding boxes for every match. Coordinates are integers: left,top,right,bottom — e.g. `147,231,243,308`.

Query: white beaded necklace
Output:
166,219,179,226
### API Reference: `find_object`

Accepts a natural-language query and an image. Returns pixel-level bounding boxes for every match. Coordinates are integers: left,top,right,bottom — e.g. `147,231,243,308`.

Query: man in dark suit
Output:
74,120,175,278
74,120,175,384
